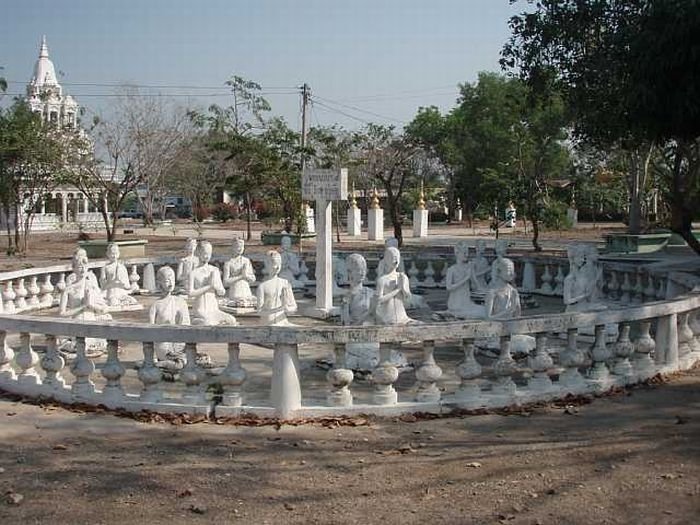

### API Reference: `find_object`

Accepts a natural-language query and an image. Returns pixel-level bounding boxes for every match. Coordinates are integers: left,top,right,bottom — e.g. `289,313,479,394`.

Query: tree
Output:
0,100,67,253
352,124,422,247
502,0,700,253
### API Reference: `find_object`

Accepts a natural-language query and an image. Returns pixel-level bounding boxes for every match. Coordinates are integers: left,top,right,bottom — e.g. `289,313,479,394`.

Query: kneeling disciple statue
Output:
483,257,535,355
223,237,257,310
470,239,490,293
176,238,198,294
278,235,304,289
188,240,237,326
149,266,190,371
375,246,416,325
341,253,406,370
59,248,112,357
564,244,607,313
444,241,485,319
257,250,298,326
100,242,141,310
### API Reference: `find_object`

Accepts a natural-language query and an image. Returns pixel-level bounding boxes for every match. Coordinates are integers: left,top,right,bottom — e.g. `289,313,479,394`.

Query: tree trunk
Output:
627,144,653,235
245,191,252,241
531,217,542,252
670,143,700,256
384,193,403,247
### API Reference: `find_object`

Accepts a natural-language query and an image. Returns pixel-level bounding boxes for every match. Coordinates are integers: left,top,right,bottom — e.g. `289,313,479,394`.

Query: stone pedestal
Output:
347,206,361,237
368,207,384,241
413,208,428,238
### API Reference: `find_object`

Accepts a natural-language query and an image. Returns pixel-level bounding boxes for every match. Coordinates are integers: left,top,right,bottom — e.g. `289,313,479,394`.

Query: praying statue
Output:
444,241,485,319
99,242,141,310
470,239,490,293
149,266,190,371
256,250,298,325
278,235,304,289
223,237,257,308
59,248,112,356
564,243,607,313
375,237,405,278
375,246,415,325
176,238,198,293
489,239,512,283
188,240,237,326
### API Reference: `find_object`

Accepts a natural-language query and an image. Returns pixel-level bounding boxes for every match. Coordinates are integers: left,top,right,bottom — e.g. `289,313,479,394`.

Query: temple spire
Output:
39,35,49,58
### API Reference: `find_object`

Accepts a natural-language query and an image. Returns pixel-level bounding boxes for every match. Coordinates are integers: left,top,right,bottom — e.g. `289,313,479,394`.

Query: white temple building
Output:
0,37,108,233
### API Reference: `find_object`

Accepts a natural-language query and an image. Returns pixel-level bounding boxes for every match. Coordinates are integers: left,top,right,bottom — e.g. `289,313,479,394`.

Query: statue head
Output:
265,250,282,277
495,239,509,258
196,240,213,264
156,266,176,294
494,257,515,283
106,242,120,262
384,237,399,249
455,241,470,262
346,253,367,286
72,248,89,276
475,239,486,255
185,238,197,254
281,235,292,251
383,246,401,272
232,237,245,256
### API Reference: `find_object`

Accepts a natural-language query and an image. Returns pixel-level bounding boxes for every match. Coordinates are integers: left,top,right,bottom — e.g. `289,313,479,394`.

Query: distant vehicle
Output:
116,210,143,219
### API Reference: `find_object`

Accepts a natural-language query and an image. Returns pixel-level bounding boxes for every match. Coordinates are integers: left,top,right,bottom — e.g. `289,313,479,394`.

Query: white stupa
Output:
26,36,79,128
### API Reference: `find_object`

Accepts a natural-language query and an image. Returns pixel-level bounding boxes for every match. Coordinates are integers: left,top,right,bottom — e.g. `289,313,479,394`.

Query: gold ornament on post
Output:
371,187,380,209
418,180,426,210
351,183,358,209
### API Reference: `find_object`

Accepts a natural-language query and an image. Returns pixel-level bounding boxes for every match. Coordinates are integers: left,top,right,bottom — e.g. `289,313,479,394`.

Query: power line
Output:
313,95,406,124
313,100,373,126
4,79,297,91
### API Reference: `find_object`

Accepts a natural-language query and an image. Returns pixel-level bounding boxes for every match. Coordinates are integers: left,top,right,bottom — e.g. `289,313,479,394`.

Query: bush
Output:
211,203,239,222
429,211,449,223
192,206,210,222
541,199,573,230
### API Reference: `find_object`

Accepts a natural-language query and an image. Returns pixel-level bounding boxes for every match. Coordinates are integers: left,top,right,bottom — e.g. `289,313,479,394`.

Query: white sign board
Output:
302,168,348,201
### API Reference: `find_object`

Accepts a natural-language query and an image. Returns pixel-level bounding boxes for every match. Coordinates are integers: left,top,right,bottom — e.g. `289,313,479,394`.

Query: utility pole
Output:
299,83,311,254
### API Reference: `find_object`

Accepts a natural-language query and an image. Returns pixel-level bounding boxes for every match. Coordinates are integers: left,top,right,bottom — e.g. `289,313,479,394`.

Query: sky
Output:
1,0,522,131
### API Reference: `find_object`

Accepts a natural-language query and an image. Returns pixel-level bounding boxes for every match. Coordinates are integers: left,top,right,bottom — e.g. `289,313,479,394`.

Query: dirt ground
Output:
1,369,699,525
1,222,699,524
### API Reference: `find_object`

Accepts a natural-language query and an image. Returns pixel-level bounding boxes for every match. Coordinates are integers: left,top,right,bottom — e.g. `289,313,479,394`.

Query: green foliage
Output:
540,199,572,231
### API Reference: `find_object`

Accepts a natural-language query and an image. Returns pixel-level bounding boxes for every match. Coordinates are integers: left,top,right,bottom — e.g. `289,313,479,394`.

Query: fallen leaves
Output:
4,490,23,505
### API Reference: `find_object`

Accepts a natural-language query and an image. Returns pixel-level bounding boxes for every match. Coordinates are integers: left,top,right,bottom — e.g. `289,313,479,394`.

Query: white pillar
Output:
315,199,333,313
413,208,428,238
271,343,301,418
40,197,46,215
61,195,68,223
347,205,361,236
83,196,89,214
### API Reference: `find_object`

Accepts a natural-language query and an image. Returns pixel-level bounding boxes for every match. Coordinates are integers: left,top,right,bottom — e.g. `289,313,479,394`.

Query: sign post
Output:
302,168,348,316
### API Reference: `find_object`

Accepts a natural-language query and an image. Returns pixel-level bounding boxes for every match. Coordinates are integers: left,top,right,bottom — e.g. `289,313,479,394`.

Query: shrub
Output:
211,203,238,222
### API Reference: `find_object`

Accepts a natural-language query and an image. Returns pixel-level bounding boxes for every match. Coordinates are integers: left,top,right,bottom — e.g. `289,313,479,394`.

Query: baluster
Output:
3,280,16,314
539,265,553,294
612,323,634,380
528,333,554,393
655,277,666,300
221,342,247,407
553,265,565,295
26,276,41,309
271,343,302,417
631,271,644,304
181,342,206,405
70,336,95,400
607,271,620,301
41,334,66,393
521,260,536,292
129,265,140,292
559,328,587,391
619,273,632,304
408,259,420,289
39,274,54,308
492,336,517,398
415,340,442,403
142,263,157,294
372,343,400,405
689,310,700,354
15,278,28,311
633,321,656,379
0,331,16,382
55,272,66,293
326,343,353,407
102,339,126,406
16,332,40,386
677,313,694,365
455,339,482,404
643,273,656,302
138,341,163,403
438,261,447,288
422,261,436,288
589,324,612,384
299,259,311,284
655,313,679,367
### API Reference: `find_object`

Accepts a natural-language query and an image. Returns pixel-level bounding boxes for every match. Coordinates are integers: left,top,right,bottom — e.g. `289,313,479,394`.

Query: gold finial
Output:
351,183,358,208
418,180,426,210
371,187,380,209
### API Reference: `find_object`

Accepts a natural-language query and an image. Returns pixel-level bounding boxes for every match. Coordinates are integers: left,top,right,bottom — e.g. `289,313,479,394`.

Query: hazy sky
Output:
1,0,521,130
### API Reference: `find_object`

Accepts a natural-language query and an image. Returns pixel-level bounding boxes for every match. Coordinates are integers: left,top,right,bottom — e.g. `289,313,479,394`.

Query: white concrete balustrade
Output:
0,254,698,419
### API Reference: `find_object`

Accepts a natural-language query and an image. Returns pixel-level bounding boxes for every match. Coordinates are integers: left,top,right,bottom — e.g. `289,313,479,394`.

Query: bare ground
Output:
1,368,699,524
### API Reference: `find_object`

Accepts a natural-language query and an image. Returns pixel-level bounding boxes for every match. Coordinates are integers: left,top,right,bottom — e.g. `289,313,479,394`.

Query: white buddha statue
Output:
375,246,415,325
470,239,490,293
564,244,607,313
176,238,198,294
188,240,237,326
256,250,298,326
99,242,141,310
149,266,190,370
223,237,257,308
444,241,485,319
278,235,304,289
